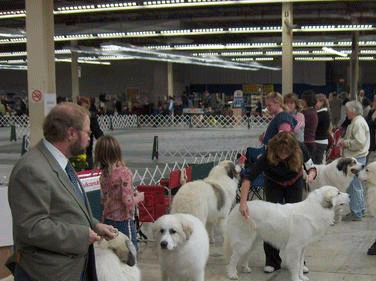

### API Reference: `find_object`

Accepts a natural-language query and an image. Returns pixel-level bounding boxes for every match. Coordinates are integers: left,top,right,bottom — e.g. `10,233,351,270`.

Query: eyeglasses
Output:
73,127,91,136
81,129,92,136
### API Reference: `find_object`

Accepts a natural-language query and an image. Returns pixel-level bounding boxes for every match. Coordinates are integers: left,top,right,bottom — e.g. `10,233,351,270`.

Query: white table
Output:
0,185,13,247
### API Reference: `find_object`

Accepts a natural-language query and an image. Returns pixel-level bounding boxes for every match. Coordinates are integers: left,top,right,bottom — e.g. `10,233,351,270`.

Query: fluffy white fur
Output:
308,157,361,222
170,160,239,242
94,232,141,281
153,213,209,281
308,157,362,192
358,161,376,217
224,186,349,281
1,233,141,281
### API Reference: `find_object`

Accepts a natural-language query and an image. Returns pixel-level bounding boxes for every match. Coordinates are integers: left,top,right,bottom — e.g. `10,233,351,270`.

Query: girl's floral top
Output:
100,165,136,220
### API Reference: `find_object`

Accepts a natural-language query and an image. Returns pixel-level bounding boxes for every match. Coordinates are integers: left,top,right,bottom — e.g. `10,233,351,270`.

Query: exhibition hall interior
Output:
2,1,376,280
0,0,375,109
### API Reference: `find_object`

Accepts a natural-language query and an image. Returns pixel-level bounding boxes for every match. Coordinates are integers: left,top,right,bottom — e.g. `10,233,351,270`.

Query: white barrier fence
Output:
132,148,244,186
97,114,271,132
5,114,268,158
0,115,29,141
1,113,270,140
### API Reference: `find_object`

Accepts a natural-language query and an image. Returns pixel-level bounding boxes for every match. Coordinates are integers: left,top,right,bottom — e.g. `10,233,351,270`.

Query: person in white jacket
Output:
338,100,370,220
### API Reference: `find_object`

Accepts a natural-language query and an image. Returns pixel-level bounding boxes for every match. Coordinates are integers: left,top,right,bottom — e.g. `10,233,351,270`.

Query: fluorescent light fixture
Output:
0,64,27,70
55,58,111,65
322,47,348,57
299,24,375,32
92,43,280,71
295,56,376,61
295,57,334,61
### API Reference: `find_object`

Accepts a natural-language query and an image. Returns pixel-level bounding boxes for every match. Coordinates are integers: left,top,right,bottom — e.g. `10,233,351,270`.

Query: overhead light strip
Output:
0,24,375,44
99,43,280,71
0,0,364,19
295,56,376,61
321,47,348,57
52,0,342,16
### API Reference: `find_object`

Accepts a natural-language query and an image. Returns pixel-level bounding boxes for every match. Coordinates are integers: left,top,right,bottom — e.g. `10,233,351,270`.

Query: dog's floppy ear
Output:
336,158,352,176
321,191,334,209
181,223,193,241
107,232,137,266
152,220,161,239
226,161,237,179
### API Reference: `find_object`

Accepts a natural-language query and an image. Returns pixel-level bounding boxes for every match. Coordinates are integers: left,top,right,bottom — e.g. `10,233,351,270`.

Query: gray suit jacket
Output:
8,141,98,281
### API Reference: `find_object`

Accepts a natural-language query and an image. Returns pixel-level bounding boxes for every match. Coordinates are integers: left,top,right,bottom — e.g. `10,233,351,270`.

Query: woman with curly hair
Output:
239,132,317,274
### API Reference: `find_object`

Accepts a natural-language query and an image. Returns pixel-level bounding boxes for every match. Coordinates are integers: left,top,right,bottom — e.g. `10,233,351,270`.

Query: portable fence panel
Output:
157,129,262,163
96,114,270,131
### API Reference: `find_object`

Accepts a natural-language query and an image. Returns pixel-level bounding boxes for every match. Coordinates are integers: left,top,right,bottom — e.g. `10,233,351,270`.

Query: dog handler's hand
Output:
239,179,251,218
94,223,117,240
88,229,101,245
239,202,249,219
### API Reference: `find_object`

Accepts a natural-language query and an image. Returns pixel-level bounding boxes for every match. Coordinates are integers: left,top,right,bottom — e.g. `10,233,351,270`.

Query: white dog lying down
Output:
94,231,141,281
171,160,239,242
153,213,209,281
308,157,362,192
359,161,376,217
224,185,349,281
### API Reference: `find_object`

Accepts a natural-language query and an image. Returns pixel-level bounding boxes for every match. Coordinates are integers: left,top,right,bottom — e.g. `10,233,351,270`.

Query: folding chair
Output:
136,185,170,240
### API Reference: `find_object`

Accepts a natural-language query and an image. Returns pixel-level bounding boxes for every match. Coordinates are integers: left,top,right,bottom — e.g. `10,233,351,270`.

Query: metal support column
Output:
26,0,56,146
349,19,359,101
71,40,80,102
282,2,294,96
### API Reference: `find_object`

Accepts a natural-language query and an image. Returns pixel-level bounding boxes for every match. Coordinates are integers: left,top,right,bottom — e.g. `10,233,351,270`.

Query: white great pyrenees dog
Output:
308,157,362,192
170,160,239,242
358,161,376,217
1,232,141,281
94,231,141,281
224,185,349,281
153,213,209,281
308,157,362,222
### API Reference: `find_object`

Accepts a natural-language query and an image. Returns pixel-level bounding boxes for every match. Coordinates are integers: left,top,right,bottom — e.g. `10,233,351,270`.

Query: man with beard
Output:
7,102,116,281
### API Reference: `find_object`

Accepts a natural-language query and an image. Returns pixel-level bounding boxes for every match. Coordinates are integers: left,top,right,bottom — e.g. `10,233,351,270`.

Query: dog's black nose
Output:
160,241,168,249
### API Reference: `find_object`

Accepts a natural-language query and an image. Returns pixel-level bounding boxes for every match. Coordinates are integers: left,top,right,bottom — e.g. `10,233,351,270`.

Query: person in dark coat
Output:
77,96,104,169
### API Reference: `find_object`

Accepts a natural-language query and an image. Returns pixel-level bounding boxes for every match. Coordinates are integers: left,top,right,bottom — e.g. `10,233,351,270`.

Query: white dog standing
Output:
153,213,209,281
359,161,376,255
170,160,239,242
224,186,349,281
308,157,362,192
358,161,376,217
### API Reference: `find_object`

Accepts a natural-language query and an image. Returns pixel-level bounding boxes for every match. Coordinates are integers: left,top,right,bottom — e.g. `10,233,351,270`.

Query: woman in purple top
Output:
301,91,318,156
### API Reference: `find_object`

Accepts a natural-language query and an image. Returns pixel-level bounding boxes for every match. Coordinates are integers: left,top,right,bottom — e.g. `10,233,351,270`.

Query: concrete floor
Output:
137,217,376,281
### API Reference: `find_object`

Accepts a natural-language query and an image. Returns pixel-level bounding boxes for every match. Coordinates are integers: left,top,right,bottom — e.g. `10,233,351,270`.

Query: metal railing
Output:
97,114,270,132
132,148,244,186
1,113,270,138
